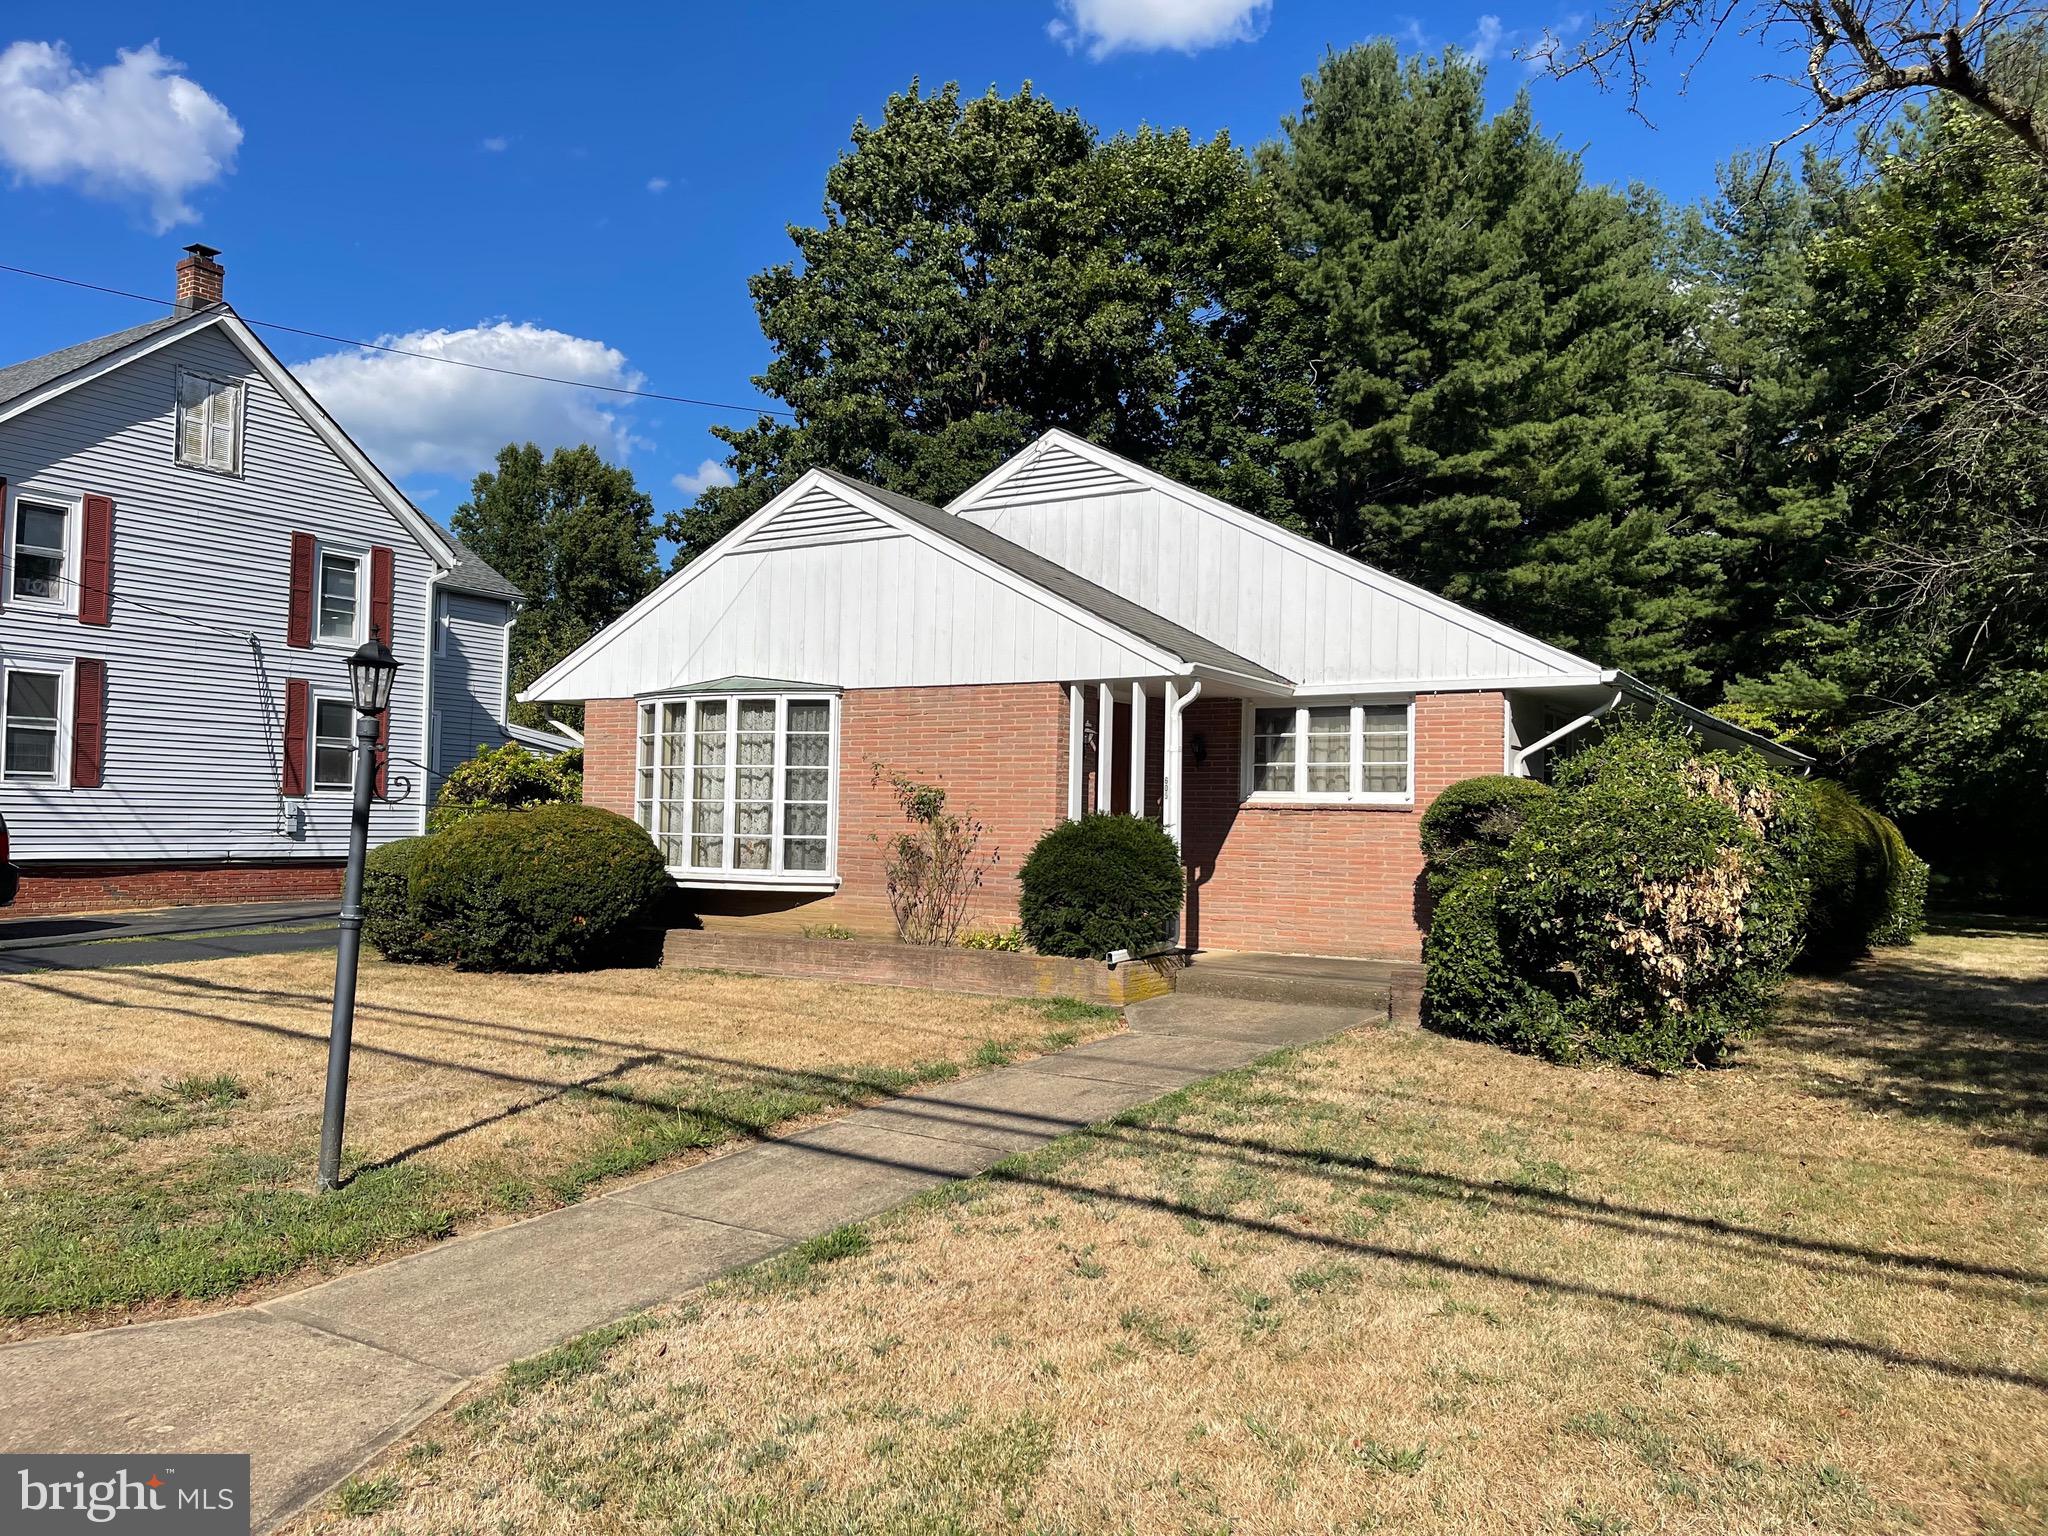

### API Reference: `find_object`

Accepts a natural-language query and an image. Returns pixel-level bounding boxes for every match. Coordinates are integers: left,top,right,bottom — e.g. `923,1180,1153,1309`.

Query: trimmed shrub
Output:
1798,779,1929,963
427,743,583,834
1873,834,1930,947
1425,717,1814,1072
410,804,673,971
1419,775,1552,896
362,837,439,963
1018,813,1183,959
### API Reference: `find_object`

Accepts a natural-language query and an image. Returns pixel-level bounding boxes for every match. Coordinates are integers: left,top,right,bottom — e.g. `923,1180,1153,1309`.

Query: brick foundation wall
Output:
582,684,1069,938
9,860,345,916
1181,691,1506,960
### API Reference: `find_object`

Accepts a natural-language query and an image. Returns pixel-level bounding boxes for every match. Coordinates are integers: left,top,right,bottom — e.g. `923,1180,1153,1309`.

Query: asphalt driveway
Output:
0,899,337,974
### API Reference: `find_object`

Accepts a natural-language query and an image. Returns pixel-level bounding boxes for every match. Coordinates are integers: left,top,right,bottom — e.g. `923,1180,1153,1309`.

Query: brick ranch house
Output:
528,431,1794,959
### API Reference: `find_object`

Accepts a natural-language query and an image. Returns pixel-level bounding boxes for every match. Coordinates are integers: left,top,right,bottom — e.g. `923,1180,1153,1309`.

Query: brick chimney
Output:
175,243,225,314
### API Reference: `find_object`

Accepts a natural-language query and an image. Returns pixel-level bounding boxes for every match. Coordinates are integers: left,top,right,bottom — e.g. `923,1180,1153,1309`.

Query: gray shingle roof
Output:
439,537,523,601
817,469,1290,686
0,314,188,409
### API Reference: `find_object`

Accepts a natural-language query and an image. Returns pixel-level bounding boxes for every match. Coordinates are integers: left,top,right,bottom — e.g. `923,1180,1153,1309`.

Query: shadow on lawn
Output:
1777,919,2048,1154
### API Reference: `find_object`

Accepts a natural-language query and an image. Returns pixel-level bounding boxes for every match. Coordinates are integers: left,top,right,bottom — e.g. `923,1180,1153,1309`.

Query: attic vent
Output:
737,485,894,551
972,442,1139,508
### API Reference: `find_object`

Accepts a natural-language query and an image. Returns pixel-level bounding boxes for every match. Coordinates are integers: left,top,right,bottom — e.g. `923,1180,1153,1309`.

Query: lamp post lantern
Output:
317,633,400,1192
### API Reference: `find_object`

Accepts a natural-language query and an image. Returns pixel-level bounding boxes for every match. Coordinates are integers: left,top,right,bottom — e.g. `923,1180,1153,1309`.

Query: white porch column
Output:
1160,679,1179,844
1095,682,1115,813
1128,680,1147,818
1066,684,1085,819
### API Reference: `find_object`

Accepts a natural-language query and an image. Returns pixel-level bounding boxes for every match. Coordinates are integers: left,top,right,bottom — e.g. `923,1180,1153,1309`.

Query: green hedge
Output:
362,836,439,963
1418,775,1552,896
427,742,584,833
1018,814,1183,959
1423,718,1814,1071
1799,779,1925,964
407,804,673,971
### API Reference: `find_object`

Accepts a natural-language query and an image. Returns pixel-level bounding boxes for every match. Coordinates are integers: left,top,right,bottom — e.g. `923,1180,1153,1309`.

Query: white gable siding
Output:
431,590,512,783
735,483,891,551
530,507,1169,702
953,442,1587,688
0,326,436,861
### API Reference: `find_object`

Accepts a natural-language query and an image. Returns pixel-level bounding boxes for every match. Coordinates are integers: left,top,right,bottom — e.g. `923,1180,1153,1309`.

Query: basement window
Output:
634,692,838,885
1242,701,1413,804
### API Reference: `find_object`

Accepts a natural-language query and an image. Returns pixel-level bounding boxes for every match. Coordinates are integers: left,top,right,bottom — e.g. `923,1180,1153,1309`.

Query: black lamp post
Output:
317,633,399,1192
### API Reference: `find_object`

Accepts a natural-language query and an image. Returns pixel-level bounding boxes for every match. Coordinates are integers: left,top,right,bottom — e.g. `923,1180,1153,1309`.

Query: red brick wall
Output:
1180,691,1506,960
582,684,1068,938
10,860,344,916
582,697,640,817
579,683,1504,958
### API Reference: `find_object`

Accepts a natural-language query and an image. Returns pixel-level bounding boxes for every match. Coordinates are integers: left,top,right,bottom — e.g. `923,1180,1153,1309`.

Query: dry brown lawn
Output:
0,953,1117,1333
292,923,2048,1536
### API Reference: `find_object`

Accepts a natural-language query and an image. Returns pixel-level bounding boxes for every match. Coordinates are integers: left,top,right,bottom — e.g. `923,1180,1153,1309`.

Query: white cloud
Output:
0,40,240,231
1466,14,1505,62
480,134,508,152
671,458,733,498
296,321,647,479
1047,0,1270,59
646,175,669,194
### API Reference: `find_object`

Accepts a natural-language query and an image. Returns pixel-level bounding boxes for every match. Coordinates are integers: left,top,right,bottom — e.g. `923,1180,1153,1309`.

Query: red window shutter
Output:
72,658,106,788
282,678,310,797
79,495,113,625
370,545,394,645
287,532,315,648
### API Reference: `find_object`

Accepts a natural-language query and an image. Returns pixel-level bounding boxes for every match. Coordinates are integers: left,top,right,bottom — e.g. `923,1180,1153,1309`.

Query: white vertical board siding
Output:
531,519,1170,701
0,327,437,860
957,482,1576,687
431,591,513,783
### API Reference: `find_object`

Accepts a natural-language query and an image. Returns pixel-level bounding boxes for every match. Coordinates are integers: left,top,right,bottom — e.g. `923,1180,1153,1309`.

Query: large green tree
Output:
669,80,1300,562
1256,44,1728,689
452,443,660,728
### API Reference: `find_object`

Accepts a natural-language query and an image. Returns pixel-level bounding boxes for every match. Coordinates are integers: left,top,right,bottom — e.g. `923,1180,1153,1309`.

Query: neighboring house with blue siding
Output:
0,245,527,913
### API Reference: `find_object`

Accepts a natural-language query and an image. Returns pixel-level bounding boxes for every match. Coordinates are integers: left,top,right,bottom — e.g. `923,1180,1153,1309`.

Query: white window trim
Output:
1239,697,1416,807
433,595,449,657
635,689,841,891
309,691,357,794
1,654,74,789
313,540,369,650
2,482,83,617
173,366,246,477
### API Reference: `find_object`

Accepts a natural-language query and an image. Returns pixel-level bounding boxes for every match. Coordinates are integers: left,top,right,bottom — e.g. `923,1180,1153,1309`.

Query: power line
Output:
0,261,795,419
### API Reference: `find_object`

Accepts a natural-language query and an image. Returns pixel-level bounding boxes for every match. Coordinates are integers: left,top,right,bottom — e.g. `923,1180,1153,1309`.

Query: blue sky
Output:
0,1,1806,529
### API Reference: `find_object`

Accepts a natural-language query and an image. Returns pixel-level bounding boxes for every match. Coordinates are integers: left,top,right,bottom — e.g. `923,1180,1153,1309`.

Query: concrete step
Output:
1177,951,1419,1018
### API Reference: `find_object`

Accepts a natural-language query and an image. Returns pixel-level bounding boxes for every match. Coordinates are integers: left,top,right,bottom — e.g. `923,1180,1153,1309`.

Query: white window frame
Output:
433,595,450,657
2,482,82,616
633,690,840,890
313,541,368,649
174,366,245,477
1,655,74,788
1239,698,1415,806
309,692,357,794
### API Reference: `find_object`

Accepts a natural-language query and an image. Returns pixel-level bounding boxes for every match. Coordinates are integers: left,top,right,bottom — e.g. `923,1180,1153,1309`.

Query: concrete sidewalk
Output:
0,992,1368,1532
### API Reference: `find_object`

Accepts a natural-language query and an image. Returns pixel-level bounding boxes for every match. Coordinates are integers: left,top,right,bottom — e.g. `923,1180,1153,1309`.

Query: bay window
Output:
1244,700,1412,803
635,691,837,882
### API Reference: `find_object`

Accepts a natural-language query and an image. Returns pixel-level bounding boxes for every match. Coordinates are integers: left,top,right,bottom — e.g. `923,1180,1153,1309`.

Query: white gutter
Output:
1510,689,1623,777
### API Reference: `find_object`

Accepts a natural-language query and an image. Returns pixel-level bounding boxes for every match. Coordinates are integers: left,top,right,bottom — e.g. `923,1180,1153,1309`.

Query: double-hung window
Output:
1,663,66,784
317,550,363,643
311,697,355,791
634,691,837,882
8,496,70,607
176,369,243,474
1244,701,1413,803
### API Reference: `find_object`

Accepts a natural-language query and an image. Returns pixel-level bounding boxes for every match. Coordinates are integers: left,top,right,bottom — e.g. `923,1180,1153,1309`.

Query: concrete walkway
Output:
0,899,337,974
0,991,1367,1532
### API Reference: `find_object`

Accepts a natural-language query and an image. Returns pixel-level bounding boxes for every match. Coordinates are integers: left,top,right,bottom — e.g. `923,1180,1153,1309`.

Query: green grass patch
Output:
332,1475,401,1516
461,1314,658,1426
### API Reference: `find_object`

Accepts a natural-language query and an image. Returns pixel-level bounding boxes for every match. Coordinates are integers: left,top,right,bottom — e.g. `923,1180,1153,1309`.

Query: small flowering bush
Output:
1424,716,1814,1071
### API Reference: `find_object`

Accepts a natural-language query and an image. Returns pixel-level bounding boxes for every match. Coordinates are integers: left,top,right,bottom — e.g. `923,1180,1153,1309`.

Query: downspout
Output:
1163,679,1203,950
1509,689,1623,778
